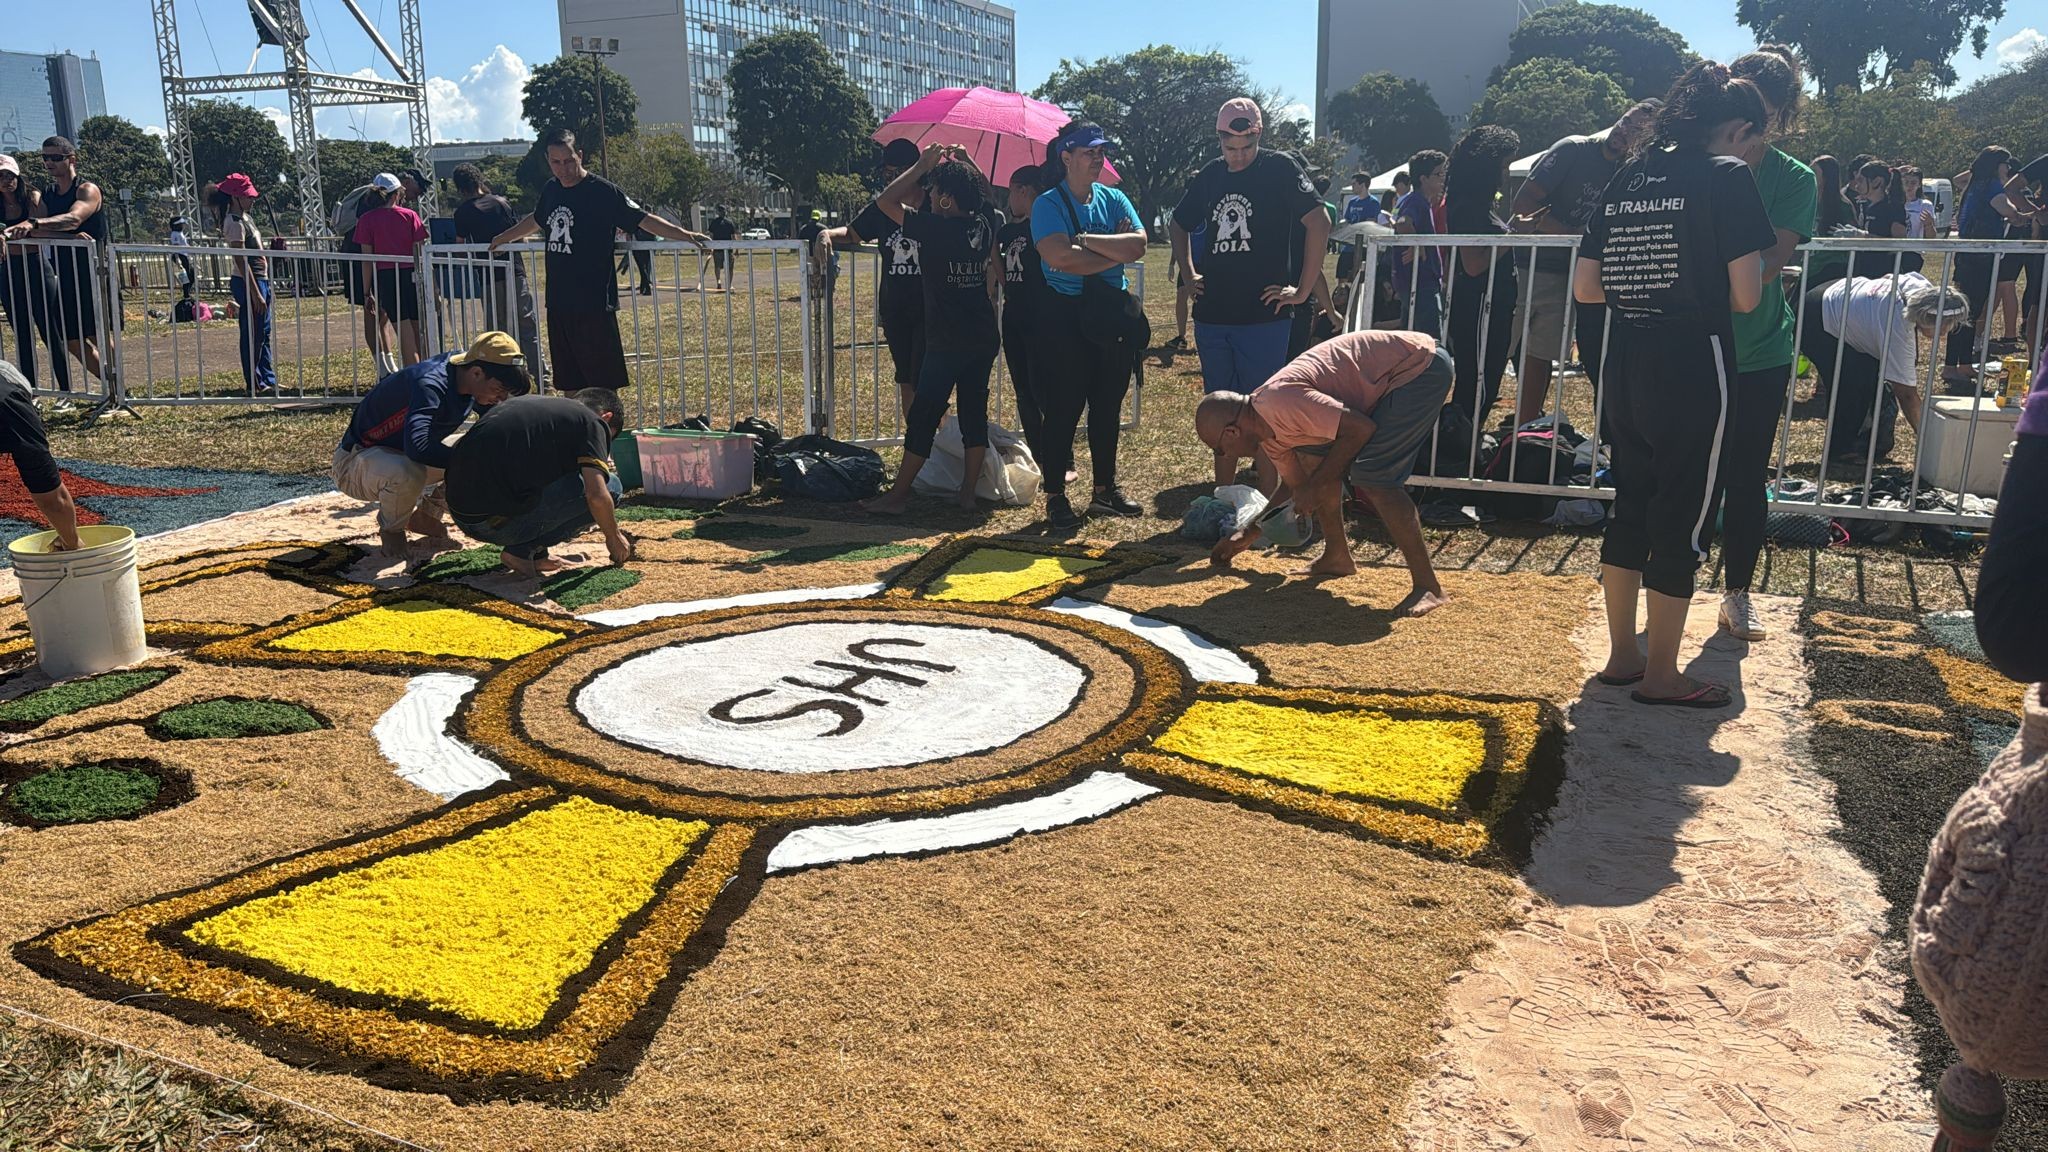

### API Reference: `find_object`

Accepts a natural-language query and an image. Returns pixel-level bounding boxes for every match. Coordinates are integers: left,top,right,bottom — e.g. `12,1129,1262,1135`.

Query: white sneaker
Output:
1720,591,1766,641
50,399,77,415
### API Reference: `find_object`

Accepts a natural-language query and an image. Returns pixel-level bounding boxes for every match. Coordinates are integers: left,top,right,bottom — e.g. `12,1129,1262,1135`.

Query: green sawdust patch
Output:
612,505,700,522
0,761,187,826
0,669,175,733
668,519,809,542
413,546,504,582
742,542,925,566
539,567,643,610
1802,602,2047,1148
149,698,327,741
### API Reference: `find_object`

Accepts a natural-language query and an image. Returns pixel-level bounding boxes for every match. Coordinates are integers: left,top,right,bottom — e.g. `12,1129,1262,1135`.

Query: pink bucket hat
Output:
216,172,259,199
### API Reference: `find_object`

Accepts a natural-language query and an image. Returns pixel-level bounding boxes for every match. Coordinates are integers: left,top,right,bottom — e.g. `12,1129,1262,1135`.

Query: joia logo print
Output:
1004,237,1027,280
545,207,575,254
888,231,921,275
1211,193,1254,252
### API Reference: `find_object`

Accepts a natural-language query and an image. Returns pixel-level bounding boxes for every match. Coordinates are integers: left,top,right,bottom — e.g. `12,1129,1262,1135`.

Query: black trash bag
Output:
732,416,783,481
1479,420,1590,521
666,414,714,432
771,434,884,502
1412,405,1497,479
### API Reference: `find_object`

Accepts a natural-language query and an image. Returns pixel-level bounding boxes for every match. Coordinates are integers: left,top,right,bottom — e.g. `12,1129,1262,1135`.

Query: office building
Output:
1317,0,1558,142
0,49,107,154
558,0,1016,161
428,138,532,179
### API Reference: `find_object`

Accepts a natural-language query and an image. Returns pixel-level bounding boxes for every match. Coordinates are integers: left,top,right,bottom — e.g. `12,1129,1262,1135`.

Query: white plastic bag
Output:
911,416,1042,505
1214,484,1268,532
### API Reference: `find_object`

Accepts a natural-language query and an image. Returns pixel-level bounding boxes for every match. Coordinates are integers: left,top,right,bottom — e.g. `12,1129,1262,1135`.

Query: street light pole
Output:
569,37,620,179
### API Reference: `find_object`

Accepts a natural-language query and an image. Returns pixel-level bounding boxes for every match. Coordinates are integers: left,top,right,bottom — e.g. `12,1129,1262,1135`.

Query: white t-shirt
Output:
1823,272,1926,387
1906,198,1936,239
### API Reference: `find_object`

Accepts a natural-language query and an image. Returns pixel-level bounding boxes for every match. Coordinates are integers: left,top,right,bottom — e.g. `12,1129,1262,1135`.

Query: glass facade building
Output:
560,0,1015,161
0,50,106,155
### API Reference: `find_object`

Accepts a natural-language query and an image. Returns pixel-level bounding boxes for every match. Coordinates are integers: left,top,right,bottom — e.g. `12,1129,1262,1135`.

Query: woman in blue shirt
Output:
1030,123,1149,528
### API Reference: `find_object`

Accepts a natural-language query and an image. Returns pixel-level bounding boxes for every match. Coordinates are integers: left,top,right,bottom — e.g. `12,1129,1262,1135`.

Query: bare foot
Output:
1306,552,1358,578
405,508,451,539
500,553,568,578
862,493,912,516
1398,588,1449,616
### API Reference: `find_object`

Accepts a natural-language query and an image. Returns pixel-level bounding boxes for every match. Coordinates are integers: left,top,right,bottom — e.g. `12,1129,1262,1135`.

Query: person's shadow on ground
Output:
1529,630,1750,908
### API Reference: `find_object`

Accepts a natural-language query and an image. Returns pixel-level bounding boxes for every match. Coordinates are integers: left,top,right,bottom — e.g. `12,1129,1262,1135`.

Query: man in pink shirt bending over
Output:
1195,329,1454,615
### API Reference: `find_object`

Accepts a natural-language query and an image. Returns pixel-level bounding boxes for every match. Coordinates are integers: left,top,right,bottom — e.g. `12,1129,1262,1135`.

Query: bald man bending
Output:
1195,329,1453,615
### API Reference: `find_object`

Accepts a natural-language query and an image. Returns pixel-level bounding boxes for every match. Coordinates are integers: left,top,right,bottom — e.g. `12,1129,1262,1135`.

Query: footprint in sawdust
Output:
1705,1080,1796,1152
1575,1067,1636,1140
1596,917,1669,991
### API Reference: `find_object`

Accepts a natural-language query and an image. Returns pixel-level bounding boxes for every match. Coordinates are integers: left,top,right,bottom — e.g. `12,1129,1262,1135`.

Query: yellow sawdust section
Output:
184,797,706,1031
1926,647,2026,716
925,549,1105,602
1156,699,1488,811
269,602,563,660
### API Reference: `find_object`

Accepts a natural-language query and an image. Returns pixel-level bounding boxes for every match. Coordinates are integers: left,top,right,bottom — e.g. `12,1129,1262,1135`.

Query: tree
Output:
815,173,869,222
727,31,876,201
1035,46,1255,239
313,137,414,215
1738,0,2006,93
608,125,710,215
522,54,637,142
1803,66,1977,180
1950,44,2048,167
1258,103,1345,181
1472,60,1630,155
1498,5,1694,101
77,115,172,216
703,157,773,223
184,99,295,224
1321,72,1450,171
470,153,532,215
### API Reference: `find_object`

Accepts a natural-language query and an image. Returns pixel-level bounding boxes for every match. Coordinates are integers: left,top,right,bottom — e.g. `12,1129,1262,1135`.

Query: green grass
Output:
150,698,325,740
0,670,174,731
5,764,159,824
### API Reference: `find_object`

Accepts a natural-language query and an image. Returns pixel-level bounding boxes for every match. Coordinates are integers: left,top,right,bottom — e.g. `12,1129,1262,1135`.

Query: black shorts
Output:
373,267,420,322
52,252,99,341
547,308,629,390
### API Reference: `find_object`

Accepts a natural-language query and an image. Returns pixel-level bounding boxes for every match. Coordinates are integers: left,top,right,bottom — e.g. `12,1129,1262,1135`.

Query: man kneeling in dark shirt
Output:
0,362,80,549
445,388,630,578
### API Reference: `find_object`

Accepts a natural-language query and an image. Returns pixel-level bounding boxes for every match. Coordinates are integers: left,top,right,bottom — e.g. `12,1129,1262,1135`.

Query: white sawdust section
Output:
1402,593,1931,1151
374,674,508,800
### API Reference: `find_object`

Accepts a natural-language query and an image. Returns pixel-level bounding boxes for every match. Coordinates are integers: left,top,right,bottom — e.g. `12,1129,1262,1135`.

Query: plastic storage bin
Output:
635,430,758,499
612,431,643,490
1916,397,2017,497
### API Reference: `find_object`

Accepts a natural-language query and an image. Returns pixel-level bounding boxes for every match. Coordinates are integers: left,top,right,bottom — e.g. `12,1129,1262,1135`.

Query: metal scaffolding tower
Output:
155,0,434,234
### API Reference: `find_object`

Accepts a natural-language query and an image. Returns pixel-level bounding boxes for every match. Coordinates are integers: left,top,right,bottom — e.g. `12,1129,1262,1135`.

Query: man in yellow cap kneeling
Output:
333,331,531,558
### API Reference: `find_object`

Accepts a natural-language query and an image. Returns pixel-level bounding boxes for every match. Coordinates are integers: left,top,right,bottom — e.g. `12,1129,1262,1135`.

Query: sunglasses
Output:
41,154,71,163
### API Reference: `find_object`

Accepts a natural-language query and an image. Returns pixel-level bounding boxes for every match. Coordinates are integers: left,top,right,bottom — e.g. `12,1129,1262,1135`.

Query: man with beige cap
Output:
1172,97,1331,484
333,332,531,559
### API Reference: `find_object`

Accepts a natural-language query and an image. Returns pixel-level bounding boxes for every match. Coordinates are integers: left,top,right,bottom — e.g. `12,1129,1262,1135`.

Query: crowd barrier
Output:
1347,231,2047,530
0,236,117,407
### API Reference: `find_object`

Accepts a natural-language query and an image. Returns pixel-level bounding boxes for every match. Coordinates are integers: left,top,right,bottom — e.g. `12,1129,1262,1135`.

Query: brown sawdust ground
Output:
0,494,1579,1150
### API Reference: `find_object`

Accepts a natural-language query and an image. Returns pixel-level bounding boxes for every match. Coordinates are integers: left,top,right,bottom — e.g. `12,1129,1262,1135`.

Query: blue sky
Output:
8,1,2043,143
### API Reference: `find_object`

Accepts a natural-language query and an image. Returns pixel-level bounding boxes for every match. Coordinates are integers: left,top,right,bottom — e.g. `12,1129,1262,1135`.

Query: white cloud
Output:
426,46,532,143
246,47,534,147
257,105,292,137
1998,27,2046,64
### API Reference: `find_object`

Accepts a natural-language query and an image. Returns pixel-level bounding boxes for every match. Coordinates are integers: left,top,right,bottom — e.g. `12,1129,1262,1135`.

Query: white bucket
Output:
8,525,148,681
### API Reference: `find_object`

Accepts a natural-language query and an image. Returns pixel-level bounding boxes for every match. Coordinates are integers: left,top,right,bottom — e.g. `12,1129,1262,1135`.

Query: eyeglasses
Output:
41,154,71,162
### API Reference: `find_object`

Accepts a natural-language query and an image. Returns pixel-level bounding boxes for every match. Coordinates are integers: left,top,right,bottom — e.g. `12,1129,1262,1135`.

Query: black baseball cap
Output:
882,138,921,169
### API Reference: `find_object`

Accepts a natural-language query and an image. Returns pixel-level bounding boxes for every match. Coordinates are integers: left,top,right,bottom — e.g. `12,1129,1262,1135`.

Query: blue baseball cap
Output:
1058,123,1113,153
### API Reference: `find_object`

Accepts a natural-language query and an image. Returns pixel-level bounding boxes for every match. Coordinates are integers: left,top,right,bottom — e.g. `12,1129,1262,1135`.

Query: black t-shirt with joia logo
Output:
1171,150,1321,327
1583,148,1776,328
854,200,923,321
996,218,1042,328
534,174,646,313
899,207,998,353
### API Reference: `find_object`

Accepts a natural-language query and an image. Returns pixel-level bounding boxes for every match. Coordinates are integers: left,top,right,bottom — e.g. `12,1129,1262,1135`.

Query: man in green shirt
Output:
1718,47,1819,644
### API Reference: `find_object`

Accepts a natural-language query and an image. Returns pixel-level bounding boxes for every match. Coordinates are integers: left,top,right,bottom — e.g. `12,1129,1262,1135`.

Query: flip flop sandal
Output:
1596,671,1645,686
1630,684,1730,709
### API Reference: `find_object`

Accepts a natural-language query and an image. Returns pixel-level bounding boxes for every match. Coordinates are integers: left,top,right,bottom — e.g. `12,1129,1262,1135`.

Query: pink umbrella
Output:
875,86,1121,188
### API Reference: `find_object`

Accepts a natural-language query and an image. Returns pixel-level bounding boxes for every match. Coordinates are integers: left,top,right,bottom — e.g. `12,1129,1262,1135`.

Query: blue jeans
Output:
455,472,623,561
1397,286,1443,340
230,277,276,393
1194,319,1293,393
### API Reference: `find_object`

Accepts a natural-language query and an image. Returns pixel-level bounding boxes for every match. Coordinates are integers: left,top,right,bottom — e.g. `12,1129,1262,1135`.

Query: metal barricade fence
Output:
110,243,405,405
422,239,812,434
0,235,116,407
1348,231,2047,529
816,243,1145,447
